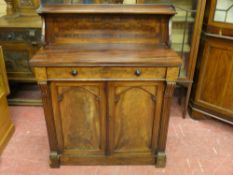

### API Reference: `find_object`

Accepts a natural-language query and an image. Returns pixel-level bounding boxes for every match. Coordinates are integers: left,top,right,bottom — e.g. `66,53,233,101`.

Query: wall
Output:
0,0,6,17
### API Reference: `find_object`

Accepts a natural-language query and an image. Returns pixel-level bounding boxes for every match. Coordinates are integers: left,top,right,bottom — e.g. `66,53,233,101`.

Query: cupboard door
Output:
51,82,106,156
195,38,233,118
108,82,164,155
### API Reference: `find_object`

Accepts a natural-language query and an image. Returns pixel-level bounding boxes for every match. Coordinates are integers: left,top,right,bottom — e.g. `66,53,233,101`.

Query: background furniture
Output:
31,4,181,167
0,0,6,17
189,0,233,125
0,0,42,105
128,0,207,118
0,46,14,154
92,0,208,118
0,0,207,112
159,0,207,118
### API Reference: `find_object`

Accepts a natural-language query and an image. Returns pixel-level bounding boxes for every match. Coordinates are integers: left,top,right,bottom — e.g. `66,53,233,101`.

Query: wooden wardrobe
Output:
189,0,233,124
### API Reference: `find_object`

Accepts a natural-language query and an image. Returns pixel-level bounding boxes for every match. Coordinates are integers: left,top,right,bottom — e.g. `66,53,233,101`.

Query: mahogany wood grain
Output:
38,5,175,48
189,0,233,124
30,44,181,67
44,14,170,45
31,4,181,167
60,154,155,165
38,5,176,15
108,82,164,156
39,82,60,167
47,67,166,81
190,36,233,124
157,82,176,166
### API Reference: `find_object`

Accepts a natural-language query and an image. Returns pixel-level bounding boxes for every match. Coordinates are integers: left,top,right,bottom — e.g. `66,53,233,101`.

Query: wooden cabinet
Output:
0,31,41,81
0,0,42,105
190,36,233,124
34,66,180,167
30,4,181,167
189,0,233,124
0,0,41,81
49,81,165,160
0,47,14,154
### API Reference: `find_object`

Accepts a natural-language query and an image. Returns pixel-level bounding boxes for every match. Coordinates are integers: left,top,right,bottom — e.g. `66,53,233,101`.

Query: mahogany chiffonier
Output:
30,3,181,167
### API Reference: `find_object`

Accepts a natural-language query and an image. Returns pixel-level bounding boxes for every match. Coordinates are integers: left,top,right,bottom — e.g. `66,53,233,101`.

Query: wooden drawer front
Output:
47,67,166,80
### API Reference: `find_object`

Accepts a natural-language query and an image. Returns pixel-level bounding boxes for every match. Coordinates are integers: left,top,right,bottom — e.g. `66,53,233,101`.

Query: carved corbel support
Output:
34,67,60,167
156,81,176,166
164,81,176,98
39,83,59,149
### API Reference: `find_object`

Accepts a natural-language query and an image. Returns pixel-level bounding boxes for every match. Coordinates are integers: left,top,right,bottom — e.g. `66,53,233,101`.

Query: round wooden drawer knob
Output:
71,69,78,76
135,69,141,76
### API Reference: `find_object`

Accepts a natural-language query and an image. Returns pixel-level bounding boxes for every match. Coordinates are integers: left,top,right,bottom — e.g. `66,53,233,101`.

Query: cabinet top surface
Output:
0,16,42,28
38,4,176,15
30,44,181,67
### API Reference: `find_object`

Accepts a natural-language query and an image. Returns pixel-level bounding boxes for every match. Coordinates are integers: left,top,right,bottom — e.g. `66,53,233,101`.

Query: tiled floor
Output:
0,102,233,175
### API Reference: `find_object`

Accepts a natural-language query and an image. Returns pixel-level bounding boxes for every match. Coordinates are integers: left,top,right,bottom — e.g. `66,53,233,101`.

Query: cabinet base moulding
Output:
189,104,233,125
48,151,167,167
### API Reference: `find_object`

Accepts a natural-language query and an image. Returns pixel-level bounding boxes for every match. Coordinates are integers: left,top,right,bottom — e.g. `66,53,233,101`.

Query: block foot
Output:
49,151,60,168
155,152,166,168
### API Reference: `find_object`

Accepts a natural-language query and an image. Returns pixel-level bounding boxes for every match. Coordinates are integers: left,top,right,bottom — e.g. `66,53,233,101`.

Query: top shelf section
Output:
38,4,176,15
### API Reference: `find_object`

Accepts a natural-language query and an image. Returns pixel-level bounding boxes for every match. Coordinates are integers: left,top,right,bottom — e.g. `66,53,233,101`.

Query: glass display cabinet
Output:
204,0,233,36
211,0,233,27
189,0,233,124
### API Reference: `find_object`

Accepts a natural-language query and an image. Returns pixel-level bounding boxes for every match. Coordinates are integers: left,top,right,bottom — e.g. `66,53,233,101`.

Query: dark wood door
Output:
108,82,164,156
194,37,233,120
50,82,106,156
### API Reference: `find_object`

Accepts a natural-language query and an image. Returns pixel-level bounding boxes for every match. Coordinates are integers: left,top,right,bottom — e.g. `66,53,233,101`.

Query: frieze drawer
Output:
47,67,166,80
